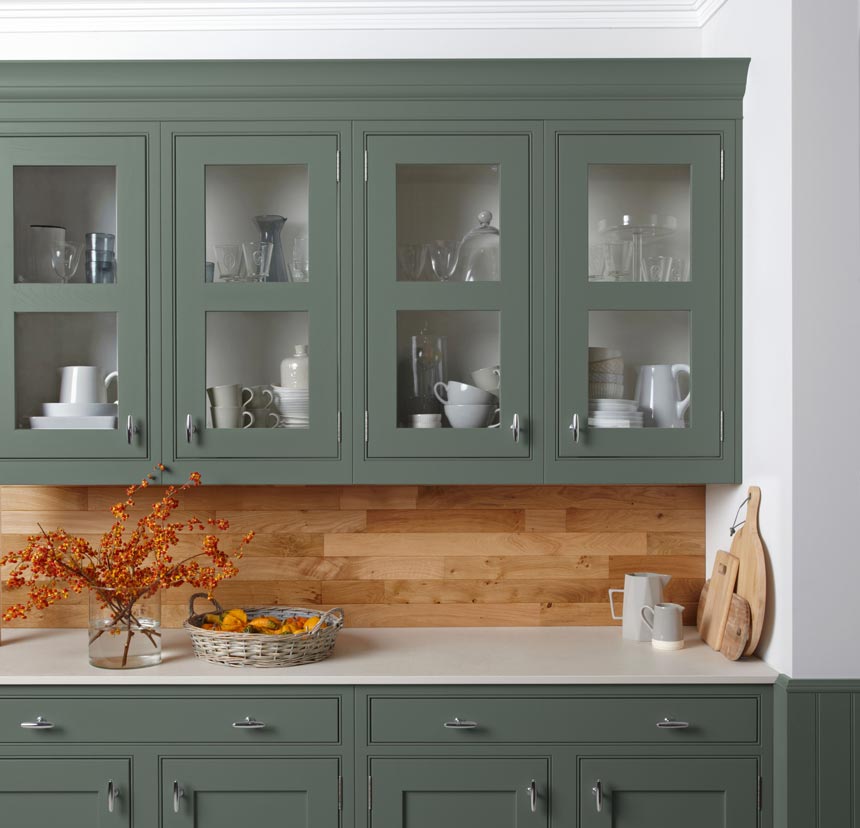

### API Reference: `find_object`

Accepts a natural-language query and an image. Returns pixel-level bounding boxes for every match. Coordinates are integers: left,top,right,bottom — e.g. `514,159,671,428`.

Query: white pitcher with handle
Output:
609,572,672,641
634,364,691,428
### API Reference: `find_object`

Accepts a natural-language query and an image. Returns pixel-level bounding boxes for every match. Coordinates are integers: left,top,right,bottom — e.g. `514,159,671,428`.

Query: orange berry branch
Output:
0,468,253,664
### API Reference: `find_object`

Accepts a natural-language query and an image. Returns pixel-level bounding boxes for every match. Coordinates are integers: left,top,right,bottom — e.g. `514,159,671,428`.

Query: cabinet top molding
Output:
0,58,749,102
0,1,728,31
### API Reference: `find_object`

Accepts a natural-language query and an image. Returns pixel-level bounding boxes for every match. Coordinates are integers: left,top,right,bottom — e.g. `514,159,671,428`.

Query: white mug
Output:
434,381,495,406
242,385,274,410
634,364,691,428
641,602,685,650
59,366,118,404
248,408,280,429
206,384,251,408
210,406,254,429
471,366,501,394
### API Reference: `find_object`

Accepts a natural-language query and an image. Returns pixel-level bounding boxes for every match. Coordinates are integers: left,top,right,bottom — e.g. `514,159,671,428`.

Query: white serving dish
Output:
42,402,118,417
30,416,117,430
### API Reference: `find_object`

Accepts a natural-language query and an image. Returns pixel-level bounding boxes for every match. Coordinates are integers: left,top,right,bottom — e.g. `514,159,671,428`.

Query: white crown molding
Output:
0,0,729,32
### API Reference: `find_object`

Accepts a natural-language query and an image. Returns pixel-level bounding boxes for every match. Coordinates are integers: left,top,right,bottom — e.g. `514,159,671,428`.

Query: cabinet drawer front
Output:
370,695,757,744
1,696,340,743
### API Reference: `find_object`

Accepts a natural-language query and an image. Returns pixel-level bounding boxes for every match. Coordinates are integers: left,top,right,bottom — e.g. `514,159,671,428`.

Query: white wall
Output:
702,0,794,675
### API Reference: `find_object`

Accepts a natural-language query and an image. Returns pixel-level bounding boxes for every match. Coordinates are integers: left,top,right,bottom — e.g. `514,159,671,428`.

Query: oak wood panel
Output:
0,484,704,629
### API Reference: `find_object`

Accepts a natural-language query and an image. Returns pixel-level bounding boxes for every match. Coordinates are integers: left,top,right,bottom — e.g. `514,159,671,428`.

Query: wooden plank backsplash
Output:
0,485,705,629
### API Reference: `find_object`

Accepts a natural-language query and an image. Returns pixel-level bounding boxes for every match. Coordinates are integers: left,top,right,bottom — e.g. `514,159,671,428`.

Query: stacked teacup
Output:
243,385,279,429
434,381,500,428
207,384,254,429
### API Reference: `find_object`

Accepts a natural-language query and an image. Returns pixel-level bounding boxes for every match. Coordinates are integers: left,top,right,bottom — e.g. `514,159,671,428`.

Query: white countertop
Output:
0,627,778,685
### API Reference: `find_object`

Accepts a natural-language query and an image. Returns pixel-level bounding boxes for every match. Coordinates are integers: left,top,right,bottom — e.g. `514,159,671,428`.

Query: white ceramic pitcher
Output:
609,572,672,641
634,364,691,428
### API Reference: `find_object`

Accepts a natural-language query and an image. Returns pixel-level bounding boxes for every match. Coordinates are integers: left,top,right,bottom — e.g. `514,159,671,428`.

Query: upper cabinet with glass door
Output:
361,130,539,482
0,135,150,469
551,131,729,481
170,132,343,480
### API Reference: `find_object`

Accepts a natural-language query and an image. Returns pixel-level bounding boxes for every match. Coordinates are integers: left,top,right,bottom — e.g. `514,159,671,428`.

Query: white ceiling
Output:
0,0,728,31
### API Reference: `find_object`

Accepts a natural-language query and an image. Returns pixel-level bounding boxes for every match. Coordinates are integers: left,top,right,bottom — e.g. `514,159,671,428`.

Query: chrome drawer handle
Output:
527,779,537,813
656,717,690,729
592,779,603,813
107,779,119,813
232,716,266,729
569,412,580,443
20,716,54,730
173,781,184,813
443,717,477,729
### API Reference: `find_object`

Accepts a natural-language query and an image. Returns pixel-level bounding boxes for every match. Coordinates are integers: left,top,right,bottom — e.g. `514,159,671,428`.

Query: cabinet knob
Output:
173,780,184,813
107,779,120,813
443,717,478,729
232,716,266,730
185,413,197,443
592,779,603,813
20,716,54,730
656,716,690,729
569,413,580,443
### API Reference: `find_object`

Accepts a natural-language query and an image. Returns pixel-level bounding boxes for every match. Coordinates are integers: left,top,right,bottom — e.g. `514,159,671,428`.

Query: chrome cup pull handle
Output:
173,781,184,813
232,716,266,729
592,779,603,813
510,413,521,443
443,717,478,729
20,716,54,730
185,413,197,443
107,779,119,813
527,779,537,813
569,412,580,443
656,717,690,729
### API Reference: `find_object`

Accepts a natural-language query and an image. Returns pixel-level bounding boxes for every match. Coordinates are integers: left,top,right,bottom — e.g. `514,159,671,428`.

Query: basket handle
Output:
188,592,224,618
312,607,344,635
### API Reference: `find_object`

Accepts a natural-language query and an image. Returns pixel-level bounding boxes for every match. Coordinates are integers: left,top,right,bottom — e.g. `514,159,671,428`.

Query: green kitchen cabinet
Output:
357,126,542,483
0,757,130,827
0,127,160,483
369,757,548,828
579,757,758,827
162,757,340,828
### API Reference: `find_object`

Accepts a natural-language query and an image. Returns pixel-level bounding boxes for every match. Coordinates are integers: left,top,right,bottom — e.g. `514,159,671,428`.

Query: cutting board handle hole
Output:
718,563,727,575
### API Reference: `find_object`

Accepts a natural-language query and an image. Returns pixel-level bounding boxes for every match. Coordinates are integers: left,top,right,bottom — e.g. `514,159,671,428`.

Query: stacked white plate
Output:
588,398,644,429
272,386,309,428
30,401,118,430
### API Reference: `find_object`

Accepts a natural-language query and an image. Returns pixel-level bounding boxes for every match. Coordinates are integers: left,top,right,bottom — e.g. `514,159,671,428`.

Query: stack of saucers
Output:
588,398,644,429
271,386,309,428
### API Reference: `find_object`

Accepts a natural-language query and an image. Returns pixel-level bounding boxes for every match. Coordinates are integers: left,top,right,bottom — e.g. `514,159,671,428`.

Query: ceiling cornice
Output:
0,1,729,32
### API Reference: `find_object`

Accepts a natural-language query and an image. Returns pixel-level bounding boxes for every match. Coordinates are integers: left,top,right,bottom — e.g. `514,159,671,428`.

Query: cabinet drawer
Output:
369,695,758,744
1,695,340,744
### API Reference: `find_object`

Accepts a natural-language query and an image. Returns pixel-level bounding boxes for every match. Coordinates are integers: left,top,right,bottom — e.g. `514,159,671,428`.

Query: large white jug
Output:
609,572,672,641
635,364,691,428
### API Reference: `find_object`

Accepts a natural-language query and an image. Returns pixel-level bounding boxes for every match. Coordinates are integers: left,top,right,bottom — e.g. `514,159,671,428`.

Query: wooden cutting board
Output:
698,551,740,651
730,486,767,656
697,581,751,661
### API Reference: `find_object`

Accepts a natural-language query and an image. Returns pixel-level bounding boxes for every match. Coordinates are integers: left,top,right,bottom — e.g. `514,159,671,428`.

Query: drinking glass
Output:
290,236,309,283
397,243,427,281
241,241,274,282
50,241,82,284
602,240,633,281
427,240,458,282
641,255,673,283
214,243,242,281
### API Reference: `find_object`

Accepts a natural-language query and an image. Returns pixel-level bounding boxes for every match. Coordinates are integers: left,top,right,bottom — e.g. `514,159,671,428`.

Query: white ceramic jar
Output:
280,344,309,389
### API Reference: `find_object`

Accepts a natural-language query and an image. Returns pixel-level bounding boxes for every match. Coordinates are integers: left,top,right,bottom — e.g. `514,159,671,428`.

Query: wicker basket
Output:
184,593,344,668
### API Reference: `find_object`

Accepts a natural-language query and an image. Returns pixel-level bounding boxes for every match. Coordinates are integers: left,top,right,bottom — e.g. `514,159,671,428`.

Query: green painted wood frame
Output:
0,134,149,462
173,133,339,460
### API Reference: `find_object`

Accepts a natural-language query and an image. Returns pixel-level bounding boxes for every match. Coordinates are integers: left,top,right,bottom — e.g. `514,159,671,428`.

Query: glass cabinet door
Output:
557,133,722,459
173,134,339,459
0,135,149,459
364,133,531,459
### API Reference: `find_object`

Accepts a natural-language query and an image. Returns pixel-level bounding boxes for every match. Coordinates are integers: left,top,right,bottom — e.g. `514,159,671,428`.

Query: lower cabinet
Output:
580,757,758,828
370,757,548,828
163,757,341,828
0,757,130,827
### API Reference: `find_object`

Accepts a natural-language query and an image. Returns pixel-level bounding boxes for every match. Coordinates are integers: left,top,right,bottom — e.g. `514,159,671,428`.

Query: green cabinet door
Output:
171,132,341,465
371,757,548,828
0,758,130,827
362,131,536,472
0,135,150,462
552,132,724,469
580,757,758,828
163,757,339,828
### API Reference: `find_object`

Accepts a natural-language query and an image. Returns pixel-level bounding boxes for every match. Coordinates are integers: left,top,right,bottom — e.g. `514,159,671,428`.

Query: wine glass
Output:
427,240,459,282
50,242,82,284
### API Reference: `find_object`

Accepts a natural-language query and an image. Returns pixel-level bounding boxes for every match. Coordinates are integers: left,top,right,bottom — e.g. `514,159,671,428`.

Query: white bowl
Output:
42,402,118,417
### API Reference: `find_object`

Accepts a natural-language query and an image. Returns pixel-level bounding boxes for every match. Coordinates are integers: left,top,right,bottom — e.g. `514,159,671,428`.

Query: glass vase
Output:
88,588,162,669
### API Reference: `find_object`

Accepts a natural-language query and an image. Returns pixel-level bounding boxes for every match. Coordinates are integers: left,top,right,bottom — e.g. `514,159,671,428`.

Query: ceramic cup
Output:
248,408,279,428
241,385,274,410
434,381,495,406
210,407,254,429
206,384,252,408
640,602,685,650
410,413,442,428
444,404,500,429
59,366,118,404
471,366,501,394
